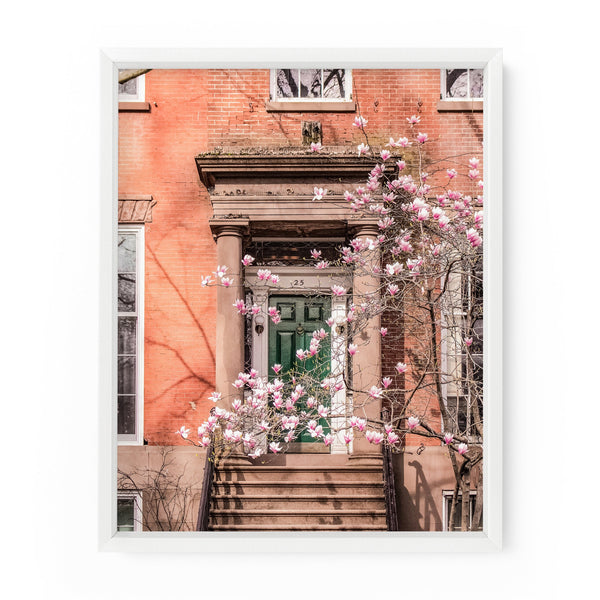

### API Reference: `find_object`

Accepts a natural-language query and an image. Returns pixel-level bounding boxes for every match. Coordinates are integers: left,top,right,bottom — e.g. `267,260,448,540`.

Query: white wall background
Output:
1,2,597,598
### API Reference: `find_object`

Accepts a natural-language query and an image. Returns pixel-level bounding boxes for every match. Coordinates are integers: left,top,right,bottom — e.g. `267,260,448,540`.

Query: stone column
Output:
210,220,249,406
349,222,382,462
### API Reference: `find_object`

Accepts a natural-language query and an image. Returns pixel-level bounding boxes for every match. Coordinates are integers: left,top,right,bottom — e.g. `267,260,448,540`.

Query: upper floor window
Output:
118,225,144,444
118,72,145,102
442,69,483,100
272,69,351,101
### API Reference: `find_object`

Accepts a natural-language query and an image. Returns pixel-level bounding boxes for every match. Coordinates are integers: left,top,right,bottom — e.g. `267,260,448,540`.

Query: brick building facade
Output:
117,67,484,532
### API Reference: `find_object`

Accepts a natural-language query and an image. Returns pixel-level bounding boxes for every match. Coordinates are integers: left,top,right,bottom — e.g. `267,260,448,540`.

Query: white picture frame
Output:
99,48,502,553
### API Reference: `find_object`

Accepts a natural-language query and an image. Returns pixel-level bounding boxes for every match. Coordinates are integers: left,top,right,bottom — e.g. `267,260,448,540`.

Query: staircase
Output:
208,454,387,531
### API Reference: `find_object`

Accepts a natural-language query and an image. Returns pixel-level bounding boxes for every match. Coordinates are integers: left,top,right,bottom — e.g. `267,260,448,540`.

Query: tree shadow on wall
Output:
395,458,443,532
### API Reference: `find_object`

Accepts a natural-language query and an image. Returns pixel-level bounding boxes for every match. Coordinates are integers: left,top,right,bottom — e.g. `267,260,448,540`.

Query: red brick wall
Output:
118,68,483,445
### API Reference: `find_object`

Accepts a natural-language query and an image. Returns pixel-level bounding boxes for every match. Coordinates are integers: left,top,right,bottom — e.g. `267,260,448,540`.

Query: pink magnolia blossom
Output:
310,248,322,260
177,426,190,439
257,269,272,281
326,317,335,327
233,299,247,314
331,285,347,296
380,149,391,161
465,337,473,347
468,168,480,180
382,377,392,389
353,115,368,128
447,168,457,179
271,314,281,324
201,275,213,287
387,284,399,296
315,260,330,269
350,416,367,431
310,142,322,152
248,447,263,458
469,157,480,169
267,306,279,317
231,398,242,412
396,160,406,171
348,343,359,356
357,143,369,156
365,429,384,444
407,416,420,430
306,396,317,408
215,265,228,278
443,432,454,445
343,431,354,445
272,363,282,374
296,349,307,361
387,431,400,445
369,386,383,399
313,187,328,201
269,442,282,453
457,443,469,455
317,405,329,418
395,362,407,374
242,254,255,266
380,327,388,337
416,132,428,144
221,277,233,287
208,391,221,403
251,304,261,315
270,274,280,284
407,115,421,124
323,433,335,446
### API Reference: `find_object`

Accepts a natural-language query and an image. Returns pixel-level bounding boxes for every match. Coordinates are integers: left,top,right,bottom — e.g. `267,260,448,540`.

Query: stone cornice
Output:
195,154,378,189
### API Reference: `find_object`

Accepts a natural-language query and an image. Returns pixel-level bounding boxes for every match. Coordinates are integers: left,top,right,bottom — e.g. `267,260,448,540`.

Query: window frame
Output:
118,73,145,103
440,256,483,442
442,490,480,532
117,224,145,445
117,490,143,532
270,69,352,102
440,69,484,102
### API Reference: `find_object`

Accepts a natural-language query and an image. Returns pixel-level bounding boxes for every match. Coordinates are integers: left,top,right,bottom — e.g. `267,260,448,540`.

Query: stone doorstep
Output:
214,467,384,483
210,524,388,531
212,481,384,496
212,496,386,511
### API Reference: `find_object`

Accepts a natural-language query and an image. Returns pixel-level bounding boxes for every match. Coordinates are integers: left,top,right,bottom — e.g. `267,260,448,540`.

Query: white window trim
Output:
440,69,484,101
270,69,352,102
118,74,145,102
442,489,478,532
117,490,143,532
117,225,144,445
245,265,352,454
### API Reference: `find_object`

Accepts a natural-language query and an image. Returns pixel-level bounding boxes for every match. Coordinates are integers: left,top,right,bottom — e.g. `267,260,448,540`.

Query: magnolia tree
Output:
178,113,484,531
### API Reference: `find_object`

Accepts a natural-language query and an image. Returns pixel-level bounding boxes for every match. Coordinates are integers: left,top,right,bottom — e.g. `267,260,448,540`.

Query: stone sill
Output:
437,100,483,112
266,101,356,113
119,101,151,112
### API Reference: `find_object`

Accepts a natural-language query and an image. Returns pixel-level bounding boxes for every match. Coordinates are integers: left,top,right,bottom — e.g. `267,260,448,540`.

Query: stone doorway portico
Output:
196,151,384,462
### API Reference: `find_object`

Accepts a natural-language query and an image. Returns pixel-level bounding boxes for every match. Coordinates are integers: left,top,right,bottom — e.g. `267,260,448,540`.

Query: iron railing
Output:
196,437,215,531
381,408,399,531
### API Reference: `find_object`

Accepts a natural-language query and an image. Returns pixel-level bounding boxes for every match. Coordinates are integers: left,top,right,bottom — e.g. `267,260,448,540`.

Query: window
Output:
118,72,145,102
118,226,144,444
271,69,352,101
442,490,482,531
442,69,483,100
117,491,142,532
442,256,483,440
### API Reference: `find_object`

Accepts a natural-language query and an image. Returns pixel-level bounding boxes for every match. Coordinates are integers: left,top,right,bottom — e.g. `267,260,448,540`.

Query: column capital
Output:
348,219,380,238
209,218,250,240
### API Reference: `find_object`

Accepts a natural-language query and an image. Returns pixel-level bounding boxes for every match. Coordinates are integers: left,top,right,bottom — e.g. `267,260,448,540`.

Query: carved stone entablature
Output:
196,152,386,240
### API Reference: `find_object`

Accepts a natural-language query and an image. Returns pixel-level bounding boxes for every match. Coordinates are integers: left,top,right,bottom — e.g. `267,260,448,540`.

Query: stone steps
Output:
208,457,388,531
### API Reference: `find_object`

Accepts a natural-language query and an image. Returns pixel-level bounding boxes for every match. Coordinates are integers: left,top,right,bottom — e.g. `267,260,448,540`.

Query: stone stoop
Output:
208,454,388,531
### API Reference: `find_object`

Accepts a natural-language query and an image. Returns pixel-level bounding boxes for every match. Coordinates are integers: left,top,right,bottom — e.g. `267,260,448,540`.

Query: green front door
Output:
268,295,331,445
